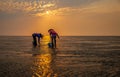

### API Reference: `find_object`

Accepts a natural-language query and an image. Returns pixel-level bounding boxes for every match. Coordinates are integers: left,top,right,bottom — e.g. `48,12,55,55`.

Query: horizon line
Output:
0,35,120,37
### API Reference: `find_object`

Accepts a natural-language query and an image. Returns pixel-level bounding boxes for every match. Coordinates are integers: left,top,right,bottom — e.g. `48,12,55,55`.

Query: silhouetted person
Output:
36,33,43,46
32,33,43,47
32,33,37,47
48,29,59,48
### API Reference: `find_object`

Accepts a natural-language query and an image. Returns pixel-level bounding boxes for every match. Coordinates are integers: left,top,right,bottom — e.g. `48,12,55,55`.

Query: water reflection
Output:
31,36,58,77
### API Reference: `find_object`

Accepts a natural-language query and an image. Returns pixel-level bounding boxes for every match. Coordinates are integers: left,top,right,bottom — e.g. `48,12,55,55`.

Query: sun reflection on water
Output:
42,35,51,45
31,36,57,77
32,54,52,77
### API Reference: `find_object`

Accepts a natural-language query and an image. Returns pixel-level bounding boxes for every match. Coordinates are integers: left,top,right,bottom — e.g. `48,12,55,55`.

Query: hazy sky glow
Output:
0,0,120,36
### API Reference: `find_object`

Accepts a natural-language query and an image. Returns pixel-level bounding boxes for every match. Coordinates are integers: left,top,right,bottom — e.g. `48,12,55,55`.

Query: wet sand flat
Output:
0,36,120,77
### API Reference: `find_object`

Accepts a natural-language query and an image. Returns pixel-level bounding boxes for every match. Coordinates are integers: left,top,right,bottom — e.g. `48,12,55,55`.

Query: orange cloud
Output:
42,3,55,8
79,0,120,14
0,0,56,14
1,0,119,17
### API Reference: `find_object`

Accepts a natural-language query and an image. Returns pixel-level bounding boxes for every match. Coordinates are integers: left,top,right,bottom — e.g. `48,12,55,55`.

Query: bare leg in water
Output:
38,38,40,46
51,37,56,48
54,38,56,48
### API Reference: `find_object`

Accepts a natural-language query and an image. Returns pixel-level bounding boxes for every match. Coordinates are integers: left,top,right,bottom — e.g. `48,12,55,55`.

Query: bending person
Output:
32,33,37,47
48,29,59,48
36,33,43,46
32,33,43,47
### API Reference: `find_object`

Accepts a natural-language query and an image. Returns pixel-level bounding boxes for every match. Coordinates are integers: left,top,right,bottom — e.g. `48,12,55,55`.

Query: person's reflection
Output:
31,48,57,77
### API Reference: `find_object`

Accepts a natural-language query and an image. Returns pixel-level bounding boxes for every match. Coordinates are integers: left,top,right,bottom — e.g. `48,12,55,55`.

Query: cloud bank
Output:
0,0,120,36
0,0,120,16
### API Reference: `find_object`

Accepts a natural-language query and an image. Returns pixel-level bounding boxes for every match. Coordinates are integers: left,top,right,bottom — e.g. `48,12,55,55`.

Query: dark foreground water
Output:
0,36,120,77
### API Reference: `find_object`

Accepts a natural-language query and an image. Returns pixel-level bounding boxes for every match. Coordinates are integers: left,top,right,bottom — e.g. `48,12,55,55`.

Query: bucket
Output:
48,43,53,48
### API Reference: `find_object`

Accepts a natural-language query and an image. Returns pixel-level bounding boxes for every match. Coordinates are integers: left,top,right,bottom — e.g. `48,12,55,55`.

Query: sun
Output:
46,11,50,15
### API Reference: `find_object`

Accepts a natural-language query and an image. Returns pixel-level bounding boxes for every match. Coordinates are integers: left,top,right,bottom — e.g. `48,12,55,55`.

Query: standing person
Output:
48,29,60,48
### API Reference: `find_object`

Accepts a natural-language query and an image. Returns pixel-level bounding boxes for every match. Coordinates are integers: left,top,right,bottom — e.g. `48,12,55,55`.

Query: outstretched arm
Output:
56,33,60,39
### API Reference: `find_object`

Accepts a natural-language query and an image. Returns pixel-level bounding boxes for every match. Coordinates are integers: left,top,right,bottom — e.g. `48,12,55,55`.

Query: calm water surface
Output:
0,36,120,77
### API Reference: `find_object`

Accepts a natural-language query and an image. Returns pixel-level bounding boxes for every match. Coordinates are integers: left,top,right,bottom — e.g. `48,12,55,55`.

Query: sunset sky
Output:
0,0,120,36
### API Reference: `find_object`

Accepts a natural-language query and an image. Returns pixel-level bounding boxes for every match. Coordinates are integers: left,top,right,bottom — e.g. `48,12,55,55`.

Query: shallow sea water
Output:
0,36,120,77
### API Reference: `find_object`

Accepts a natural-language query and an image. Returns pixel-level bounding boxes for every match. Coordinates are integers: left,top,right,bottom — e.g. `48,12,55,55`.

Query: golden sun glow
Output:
46,11,50,15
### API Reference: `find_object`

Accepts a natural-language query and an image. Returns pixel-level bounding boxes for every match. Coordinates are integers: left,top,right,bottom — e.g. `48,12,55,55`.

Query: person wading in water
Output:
48,29,60,48
32,33,43,47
